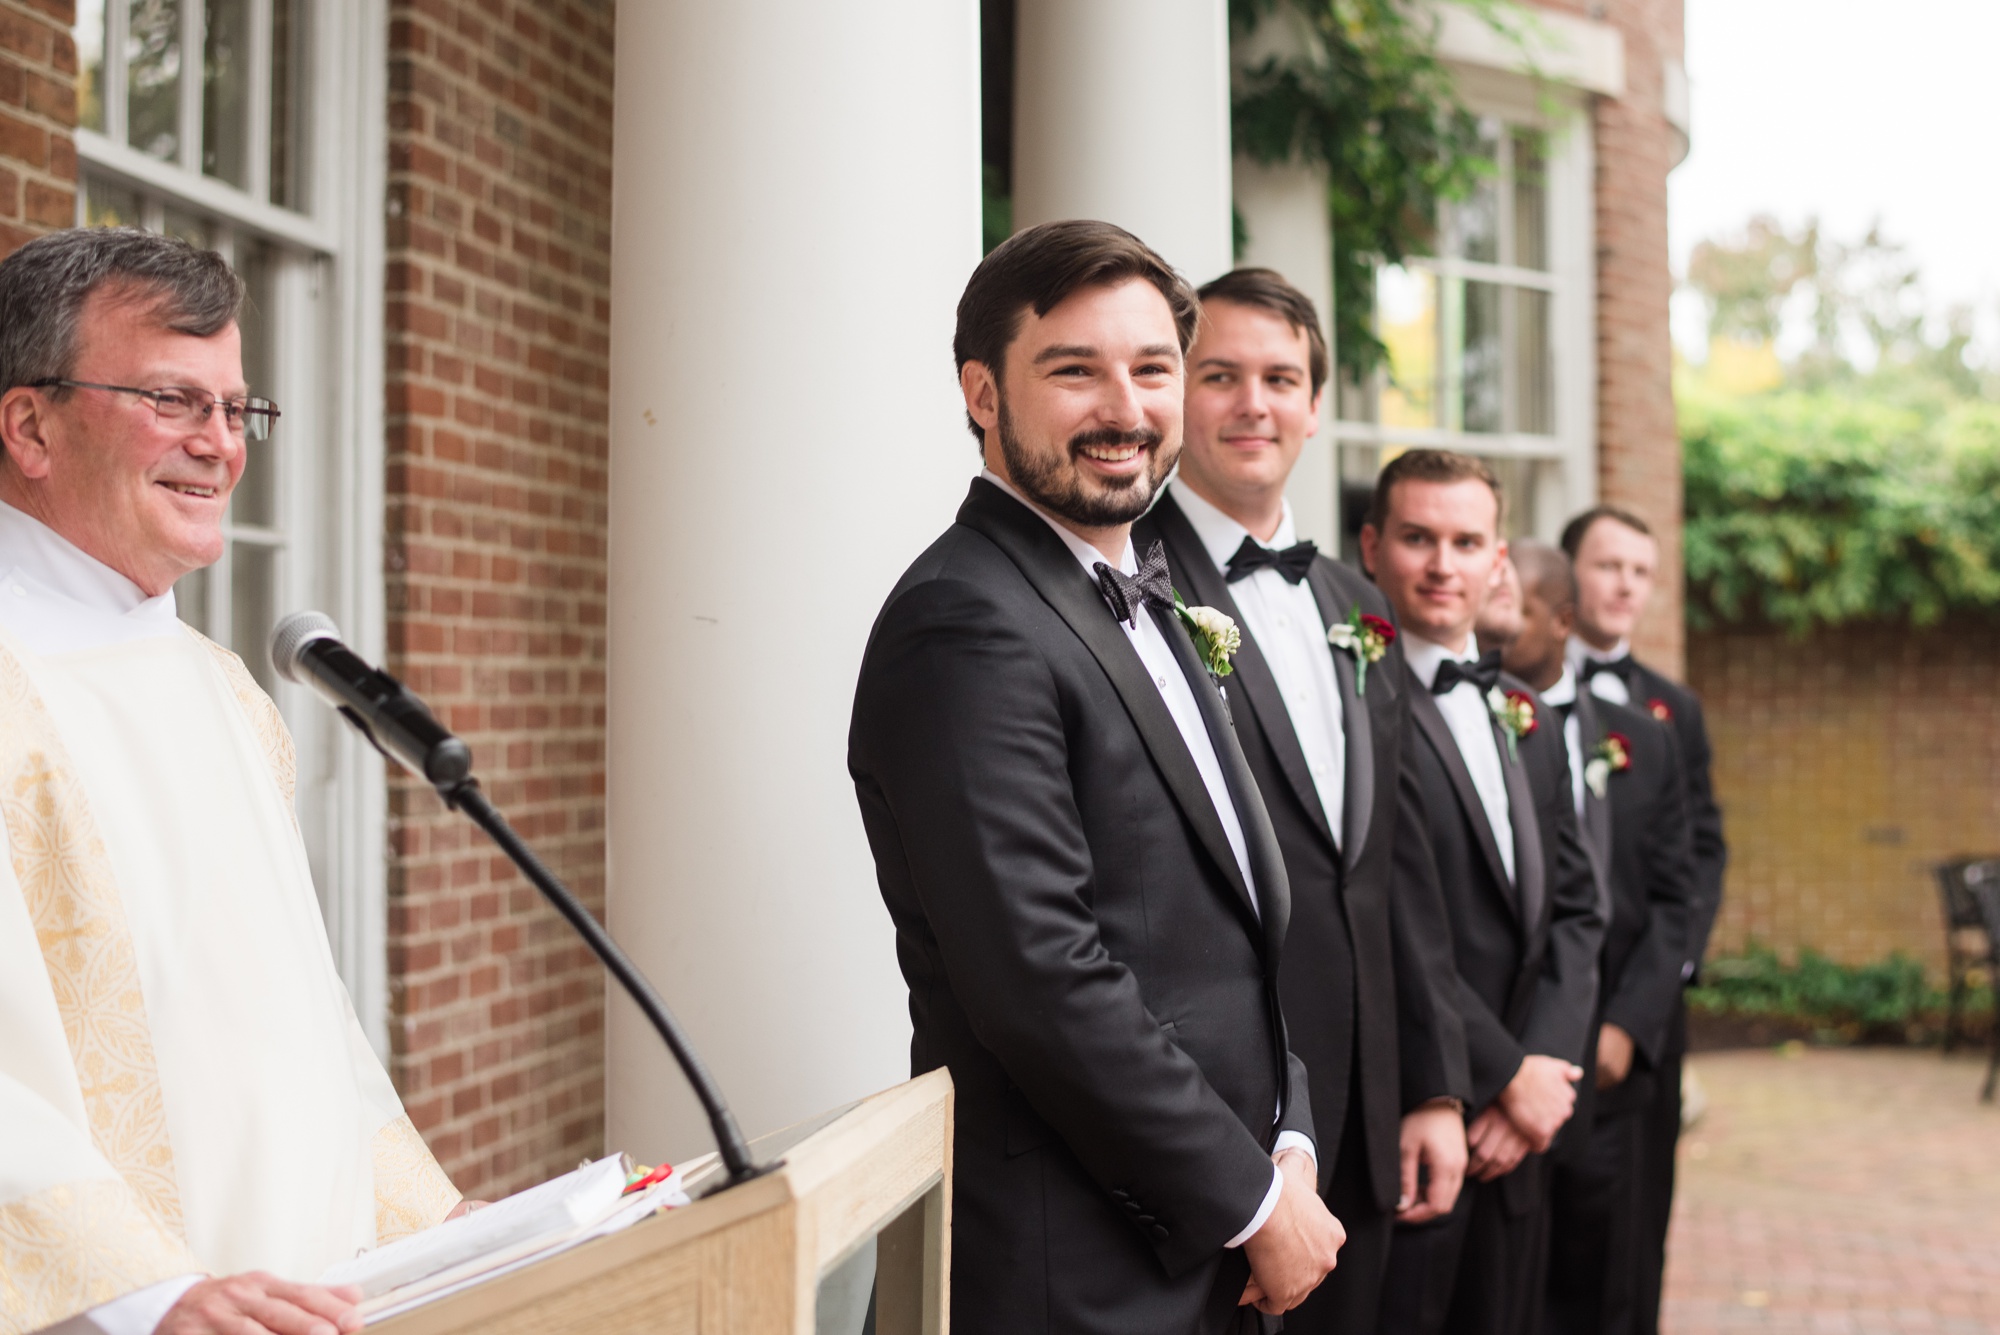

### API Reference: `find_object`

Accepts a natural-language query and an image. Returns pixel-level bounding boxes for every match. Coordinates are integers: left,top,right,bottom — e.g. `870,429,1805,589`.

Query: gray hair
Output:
0,227,245,395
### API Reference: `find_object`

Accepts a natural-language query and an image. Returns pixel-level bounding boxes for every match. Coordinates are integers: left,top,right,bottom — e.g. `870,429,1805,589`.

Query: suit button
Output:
1150,1224,1170,1242
1156,674,1169,689
1110,1188,1129,1201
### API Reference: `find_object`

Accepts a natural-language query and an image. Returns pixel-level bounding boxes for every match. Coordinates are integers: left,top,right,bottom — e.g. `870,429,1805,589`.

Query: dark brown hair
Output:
1559,505,1653,558
953,220,1199,438
1195,267,1329,394
1364,448,1504,534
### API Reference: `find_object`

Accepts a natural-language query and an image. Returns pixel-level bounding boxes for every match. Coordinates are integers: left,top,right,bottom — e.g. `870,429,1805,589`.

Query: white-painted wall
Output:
605,0,982,1166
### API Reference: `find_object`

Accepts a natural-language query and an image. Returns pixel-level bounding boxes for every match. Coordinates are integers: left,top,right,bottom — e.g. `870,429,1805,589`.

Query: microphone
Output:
270,612,472,791
269,612,766,1188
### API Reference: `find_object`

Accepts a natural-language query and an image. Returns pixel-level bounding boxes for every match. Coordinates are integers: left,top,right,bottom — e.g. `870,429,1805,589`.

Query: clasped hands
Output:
1239,1146,1345,1315
1466,1053,1584,1183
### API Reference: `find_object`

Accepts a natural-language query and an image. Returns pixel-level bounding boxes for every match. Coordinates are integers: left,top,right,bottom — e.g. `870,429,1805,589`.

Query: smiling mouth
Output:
159,481,220,499
1076,442,1145,465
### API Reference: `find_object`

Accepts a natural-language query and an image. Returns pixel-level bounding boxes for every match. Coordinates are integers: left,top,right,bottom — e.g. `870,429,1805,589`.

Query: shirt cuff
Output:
1225,1164,1287,1249
51,1274,204,1335
1271,1130,1317,1167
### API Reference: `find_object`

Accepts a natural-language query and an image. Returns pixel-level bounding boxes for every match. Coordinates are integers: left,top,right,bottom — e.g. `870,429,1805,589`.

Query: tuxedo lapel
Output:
1407,670,1517,912
1304,564,1377,871
1501,721,1546,933
957,481,1259,931
1148,496,1336,853
1151,602,1290,961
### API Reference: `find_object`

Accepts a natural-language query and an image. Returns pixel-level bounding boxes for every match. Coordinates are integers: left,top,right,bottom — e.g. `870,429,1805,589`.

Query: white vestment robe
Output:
0,504,458,1334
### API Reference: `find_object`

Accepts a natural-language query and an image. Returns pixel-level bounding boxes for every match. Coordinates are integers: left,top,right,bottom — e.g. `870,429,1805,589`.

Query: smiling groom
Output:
849,221,1344,1334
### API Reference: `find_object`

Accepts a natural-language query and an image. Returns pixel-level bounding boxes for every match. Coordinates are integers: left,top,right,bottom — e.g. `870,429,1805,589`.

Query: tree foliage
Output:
1230,0,1502,381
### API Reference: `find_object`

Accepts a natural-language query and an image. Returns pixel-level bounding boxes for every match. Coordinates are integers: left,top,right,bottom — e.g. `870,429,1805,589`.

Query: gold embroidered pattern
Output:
0,648,184,1240
371,1115,462,1244
192,631,297,809
0,1179,199,1335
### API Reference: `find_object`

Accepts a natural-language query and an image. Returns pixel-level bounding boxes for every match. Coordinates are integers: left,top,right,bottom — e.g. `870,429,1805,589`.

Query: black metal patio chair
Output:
1967,874,2000,1102
1934,857,2000,1051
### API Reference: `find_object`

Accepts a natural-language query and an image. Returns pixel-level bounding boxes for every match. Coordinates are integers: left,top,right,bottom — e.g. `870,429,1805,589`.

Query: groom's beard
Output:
997,395,1177,529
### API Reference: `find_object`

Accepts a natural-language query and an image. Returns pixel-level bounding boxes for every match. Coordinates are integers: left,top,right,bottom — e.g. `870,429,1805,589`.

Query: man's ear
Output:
1357,522,1380,578
960,360,1000,437
0,386,54,481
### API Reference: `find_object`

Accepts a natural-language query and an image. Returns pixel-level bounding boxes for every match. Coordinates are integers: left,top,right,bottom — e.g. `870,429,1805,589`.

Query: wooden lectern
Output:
373,1069,952,1335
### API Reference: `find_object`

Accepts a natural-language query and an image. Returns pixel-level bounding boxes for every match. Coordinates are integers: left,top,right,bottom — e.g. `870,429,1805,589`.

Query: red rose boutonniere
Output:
1585,731,1634,799
1327,608,1397,695
1647,697,1674,724
1487,687,1538,761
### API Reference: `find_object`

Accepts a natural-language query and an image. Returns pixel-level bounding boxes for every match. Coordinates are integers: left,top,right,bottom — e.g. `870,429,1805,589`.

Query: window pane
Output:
1511,131,1548,272
127,0,182,161
1451,126,1502,263
1377,265,1438,431
231,541,278,692
175,563,211,633
232,241,278,527
77,0,108,132
1514,287,1554,435
83,176,142,227
202,0,251,187
160,205,208,247
1478,456,1554,540
1461,280,1503,434
269,0,309,211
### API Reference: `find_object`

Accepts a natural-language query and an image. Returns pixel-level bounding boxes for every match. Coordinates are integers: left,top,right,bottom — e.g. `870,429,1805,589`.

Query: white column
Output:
1233,8,1339,548
606,2,981,1165
1011,0,1233,285
1236,159,1339,549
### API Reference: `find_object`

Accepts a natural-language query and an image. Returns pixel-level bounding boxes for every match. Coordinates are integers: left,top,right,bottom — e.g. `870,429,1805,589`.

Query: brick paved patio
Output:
1664,1046,2000,1333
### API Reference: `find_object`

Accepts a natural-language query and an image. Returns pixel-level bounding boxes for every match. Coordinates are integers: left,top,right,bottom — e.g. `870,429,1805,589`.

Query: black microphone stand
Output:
434,777,767,1189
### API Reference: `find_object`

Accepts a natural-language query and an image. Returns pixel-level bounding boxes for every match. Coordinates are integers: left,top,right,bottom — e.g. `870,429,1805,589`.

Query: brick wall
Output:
383,0,614,1198
0,0,76,252
1688,621,2000,976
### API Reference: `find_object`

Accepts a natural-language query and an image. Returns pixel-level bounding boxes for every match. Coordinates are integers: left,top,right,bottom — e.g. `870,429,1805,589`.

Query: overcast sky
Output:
1669,0,2000,356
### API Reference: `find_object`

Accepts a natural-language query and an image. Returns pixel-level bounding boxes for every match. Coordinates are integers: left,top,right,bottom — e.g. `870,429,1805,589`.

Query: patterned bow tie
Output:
1094,541,1175,627
1225,536,1318,584
1431,649,1503,696
1580,655,1635,685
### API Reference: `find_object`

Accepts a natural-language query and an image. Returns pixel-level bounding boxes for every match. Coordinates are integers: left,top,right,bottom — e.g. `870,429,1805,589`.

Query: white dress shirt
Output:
1404,632,1516,883
0,503,204,1333
1569,635,1634,707
1170,484,1345,846
978,471,1310,1244
1541,667,1586,818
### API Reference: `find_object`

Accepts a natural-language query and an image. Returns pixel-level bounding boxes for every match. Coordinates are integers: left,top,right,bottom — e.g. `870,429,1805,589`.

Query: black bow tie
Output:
1580,655,1635,685
1431,649,1503,696
1225,536,1318,585
1095,541,1175,627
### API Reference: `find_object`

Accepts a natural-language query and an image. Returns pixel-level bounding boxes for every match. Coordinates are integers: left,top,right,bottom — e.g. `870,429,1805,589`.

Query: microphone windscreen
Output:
270,610,341,685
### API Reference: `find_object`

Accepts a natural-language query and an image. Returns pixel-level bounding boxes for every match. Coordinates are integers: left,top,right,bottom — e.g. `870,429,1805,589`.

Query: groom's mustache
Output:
1068,425,1164,454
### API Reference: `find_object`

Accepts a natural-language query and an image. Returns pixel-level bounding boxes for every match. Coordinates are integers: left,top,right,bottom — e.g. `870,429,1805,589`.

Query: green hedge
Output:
1682,388,2000,633
1688,942,1990,1044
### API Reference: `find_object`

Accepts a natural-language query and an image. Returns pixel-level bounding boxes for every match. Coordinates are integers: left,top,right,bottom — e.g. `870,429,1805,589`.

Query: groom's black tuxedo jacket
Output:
1401,666,1604,1142
1566,692,1695,1129
1135,494,1469,1214
849,480,1313,1335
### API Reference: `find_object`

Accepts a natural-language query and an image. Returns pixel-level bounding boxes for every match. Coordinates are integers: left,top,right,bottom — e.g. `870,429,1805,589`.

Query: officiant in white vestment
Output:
0,229,461,1335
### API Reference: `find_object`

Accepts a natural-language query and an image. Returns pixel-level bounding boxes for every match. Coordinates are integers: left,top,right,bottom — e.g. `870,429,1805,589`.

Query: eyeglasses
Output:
29,378,282,442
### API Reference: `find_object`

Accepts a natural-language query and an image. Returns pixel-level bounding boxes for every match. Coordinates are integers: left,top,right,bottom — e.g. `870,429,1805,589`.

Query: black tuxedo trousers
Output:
849,481,1312,1335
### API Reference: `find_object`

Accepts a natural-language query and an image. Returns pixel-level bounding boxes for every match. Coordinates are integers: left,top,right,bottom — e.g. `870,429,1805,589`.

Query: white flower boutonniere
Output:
1174,593,1241,679
1326,607,1397,695
1584,732,1634,799
1486,686,1538,762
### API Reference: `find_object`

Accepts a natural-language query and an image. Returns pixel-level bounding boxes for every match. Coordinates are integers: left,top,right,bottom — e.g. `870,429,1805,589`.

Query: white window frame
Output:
75,0,391,1054
1332,71,1598,544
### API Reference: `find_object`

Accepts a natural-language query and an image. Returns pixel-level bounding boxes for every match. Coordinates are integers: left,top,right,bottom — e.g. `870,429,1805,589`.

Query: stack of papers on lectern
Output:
320,1153,691,1323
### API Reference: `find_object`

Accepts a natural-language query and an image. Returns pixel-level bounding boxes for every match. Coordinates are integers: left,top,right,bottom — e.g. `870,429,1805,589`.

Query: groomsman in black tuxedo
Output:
1560,507,1727,1335
1364,451,1604,1335
849,221,1344,1335
1132,268,1472,1335
1495,542,1696,1335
